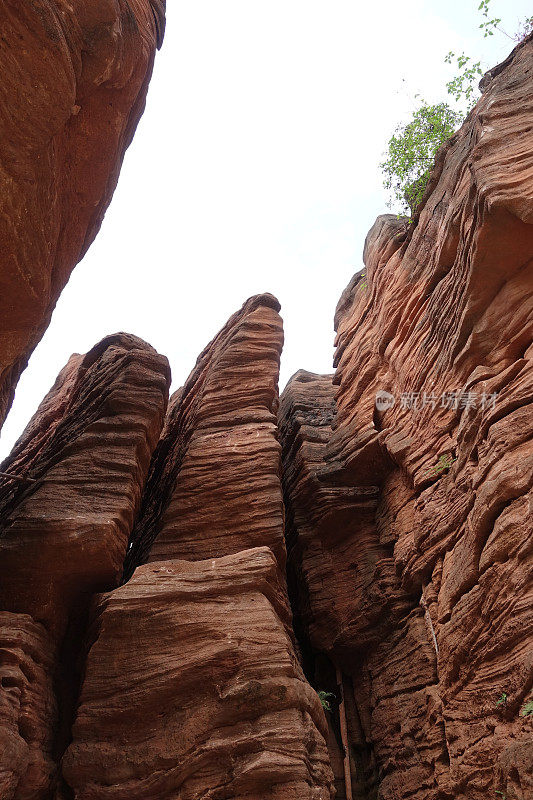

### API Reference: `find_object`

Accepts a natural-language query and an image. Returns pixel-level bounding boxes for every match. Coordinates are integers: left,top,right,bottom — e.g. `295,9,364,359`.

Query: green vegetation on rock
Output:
380,102,462,217
380,1,533,218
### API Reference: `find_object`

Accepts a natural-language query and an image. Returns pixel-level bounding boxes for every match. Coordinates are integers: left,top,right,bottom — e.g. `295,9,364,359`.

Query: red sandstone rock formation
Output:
62,548,334,800
0,334,170,638
279,35,533,800
124,293,286,574
0,334,170,799
0,613,56,800
1,15,532,800
0,0,166,428
65,296,335,799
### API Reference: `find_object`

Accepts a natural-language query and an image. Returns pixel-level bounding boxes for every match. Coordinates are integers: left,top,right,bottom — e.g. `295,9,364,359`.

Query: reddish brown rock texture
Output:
0,613,56,800
124,293,286,573
64,296,335,799
62,548,333,800
0,334,170,639
0,0,166,429
0,334,170,799
280,35,533,800
2,13,532,800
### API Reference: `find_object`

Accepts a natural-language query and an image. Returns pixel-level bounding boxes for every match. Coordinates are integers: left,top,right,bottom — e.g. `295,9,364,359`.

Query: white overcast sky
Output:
0,0,530,460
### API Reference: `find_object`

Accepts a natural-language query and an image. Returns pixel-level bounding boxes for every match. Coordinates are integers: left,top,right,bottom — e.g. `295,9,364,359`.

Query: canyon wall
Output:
280,33,533,800
62,548,333,800
0,0,165,428
1,14,532,800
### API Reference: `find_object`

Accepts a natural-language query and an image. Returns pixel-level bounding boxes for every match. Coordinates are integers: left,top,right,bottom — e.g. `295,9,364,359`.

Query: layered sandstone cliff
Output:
0,613,56,800
124,293,286,574
0,334,170,798
60,295,335,799
0,0,165,428
63,549,333,800
1,14,532,800
280,33,533,800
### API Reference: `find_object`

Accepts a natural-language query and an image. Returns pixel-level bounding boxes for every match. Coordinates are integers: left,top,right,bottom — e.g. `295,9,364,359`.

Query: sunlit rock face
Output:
0,0,165,429
0,334,170,799
280,34,533,800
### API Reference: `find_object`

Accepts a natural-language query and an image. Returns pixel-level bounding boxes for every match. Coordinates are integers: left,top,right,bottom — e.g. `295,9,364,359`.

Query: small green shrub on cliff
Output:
380,102,463,216
496,692,508,707
380,1,533,217
443,3,533,116
425,453,456,478
318,690,336,713
520,698,533,716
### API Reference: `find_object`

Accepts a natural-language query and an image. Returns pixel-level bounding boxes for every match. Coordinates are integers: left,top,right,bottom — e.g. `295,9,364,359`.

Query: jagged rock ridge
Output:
124,293,286,575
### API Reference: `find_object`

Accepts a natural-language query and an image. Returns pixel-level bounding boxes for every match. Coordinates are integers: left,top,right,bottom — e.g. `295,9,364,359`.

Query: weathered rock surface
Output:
0,334,170,798
0,613,56,800
0,334,170,639
62,298,334,799
280,373,421,799
1,17,532,800
280,34,533,800
62,548,334,800
0,0,166,429
279,370,394,660
124,293,286,575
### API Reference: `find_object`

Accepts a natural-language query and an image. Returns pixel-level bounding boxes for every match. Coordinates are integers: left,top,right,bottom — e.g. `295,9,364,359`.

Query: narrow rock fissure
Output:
283,524,380,799
50,599,92,799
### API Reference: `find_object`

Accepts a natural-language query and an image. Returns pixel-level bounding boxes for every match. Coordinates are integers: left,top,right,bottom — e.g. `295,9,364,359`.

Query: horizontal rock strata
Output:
0,334,170,798
279,370,393,658
280,34,533,800
59,297,335,799
2,15,532,800
62,548,334,800
0,334,170,638
0,0,166,428
0,613,56,800
280,372,424,799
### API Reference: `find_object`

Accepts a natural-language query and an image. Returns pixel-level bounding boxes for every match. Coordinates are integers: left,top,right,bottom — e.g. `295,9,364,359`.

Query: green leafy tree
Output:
380,102,463,216
445,1,533,113
478,0,532,42
444,51,483,112
478,0,504,38
381,1,533,217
